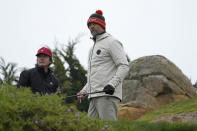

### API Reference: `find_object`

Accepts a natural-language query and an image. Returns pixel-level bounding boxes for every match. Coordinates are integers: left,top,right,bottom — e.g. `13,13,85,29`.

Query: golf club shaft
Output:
66,90,105,98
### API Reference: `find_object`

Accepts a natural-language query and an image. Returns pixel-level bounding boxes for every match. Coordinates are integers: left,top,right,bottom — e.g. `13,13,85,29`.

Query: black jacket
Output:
17,66,59,94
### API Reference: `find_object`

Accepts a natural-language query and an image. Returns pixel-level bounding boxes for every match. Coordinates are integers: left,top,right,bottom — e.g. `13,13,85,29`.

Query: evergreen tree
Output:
52,47,68,87
60,40,87,87
52,37,89,112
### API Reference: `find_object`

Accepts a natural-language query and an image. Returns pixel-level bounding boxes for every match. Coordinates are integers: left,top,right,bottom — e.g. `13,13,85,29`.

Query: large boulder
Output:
119,55,197,120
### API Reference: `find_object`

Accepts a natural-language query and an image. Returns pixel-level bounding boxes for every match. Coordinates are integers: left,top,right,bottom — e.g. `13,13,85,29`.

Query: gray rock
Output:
122,55,197,108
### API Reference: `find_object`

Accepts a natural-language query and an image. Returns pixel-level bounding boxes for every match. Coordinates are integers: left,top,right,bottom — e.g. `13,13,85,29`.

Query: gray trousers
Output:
88,96,120,120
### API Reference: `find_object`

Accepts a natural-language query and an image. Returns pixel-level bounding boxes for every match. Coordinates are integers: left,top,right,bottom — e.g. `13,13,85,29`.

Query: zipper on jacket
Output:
88,38,96,98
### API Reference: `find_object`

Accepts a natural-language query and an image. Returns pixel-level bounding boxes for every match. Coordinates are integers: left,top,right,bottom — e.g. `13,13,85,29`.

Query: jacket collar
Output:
92,32,111,42
36,65,52,75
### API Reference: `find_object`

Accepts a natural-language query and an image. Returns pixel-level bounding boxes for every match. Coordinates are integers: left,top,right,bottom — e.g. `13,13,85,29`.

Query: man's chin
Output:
38,64,47,67
91,31,97,36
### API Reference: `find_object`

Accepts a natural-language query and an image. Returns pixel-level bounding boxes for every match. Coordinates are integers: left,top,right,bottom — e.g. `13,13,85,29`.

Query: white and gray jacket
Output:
82,33,129,100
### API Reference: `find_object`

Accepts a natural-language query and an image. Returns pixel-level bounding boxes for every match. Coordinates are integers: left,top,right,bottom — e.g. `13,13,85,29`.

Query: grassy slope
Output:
108,98,197,131
138,98,197,122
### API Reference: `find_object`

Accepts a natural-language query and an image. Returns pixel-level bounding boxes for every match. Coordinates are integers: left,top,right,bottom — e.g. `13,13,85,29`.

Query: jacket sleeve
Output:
17,70,31,88
107,40,129,88
82,83,88,92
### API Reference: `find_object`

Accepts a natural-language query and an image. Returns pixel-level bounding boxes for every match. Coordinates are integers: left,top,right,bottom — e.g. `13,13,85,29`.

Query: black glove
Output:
103,85,115,95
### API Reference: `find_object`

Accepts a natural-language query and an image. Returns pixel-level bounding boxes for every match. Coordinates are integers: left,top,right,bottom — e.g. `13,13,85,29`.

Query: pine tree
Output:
52,47,68,87
52,37,89,111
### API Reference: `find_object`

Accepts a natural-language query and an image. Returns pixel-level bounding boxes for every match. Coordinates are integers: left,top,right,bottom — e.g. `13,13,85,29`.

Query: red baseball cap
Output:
36,47,52,57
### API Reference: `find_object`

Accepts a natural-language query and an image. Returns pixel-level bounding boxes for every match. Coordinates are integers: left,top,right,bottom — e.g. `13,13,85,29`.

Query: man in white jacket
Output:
77,10,129,120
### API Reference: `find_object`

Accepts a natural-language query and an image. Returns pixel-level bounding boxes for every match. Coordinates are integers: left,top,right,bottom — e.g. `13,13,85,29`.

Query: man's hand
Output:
56,87,61,94
103,85,115,95
77,90,87,102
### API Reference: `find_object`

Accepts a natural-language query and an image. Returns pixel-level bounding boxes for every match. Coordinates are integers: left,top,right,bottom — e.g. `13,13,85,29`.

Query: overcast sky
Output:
0,0,197,83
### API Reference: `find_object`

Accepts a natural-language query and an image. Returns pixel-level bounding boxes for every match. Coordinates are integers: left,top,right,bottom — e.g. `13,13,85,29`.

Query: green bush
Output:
1,84,197,131
0,85,105,131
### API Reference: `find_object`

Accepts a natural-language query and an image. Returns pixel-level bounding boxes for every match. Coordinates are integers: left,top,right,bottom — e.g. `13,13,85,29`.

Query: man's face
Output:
37,54,51,67
88,23,104,36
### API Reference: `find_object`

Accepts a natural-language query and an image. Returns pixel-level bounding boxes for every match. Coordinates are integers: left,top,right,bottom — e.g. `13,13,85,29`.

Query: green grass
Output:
138,98,197,122
107,120,197,131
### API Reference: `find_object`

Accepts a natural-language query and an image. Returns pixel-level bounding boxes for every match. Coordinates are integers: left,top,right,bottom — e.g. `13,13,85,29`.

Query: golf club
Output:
66,90,105,98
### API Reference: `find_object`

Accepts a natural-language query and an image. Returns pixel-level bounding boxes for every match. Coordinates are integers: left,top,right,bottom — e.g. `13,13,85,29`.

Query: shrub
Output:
0,85,104,131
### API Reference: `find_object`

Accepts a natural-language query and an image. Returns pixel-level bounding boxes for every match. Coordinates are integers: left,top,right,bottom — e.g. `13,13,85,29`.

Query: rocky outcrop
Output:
119,55,197,120
118,102,153,120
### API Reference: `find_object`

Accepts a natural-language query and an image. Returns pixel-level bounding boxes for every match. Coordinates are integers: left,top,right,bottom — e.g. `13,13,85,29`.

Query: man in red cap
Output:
77,10,129,120
17,47,59,95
